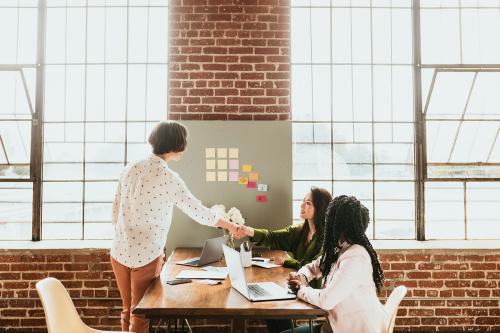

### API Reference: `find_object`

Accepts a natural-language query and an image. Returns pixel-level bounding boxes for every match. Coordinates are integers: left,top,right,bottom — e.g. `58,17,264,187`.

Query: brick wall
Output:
1,248,499,332
168,0,290,121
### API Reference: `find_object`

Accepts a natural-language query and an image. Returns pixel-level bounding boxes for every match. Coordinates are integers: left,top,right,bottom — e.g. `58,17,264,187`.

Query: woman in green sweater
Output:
237,187,332,333
239,187,332,270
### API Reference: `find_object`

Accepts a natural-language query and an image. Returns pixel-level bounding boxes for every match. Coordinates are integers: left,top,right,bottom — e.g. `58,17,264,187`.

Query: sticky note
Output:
247,181,256,189
257,183,268,192
217,148,227,158
229,148,239,159
229,171,239,182
249,172,259,181
242,164,252,172
218,171,227,182
206,159,215,170
206,171,216,182
205,148,215,158
229,160,239,170
239,177,248,185
256,195,268,203
217,159,227,170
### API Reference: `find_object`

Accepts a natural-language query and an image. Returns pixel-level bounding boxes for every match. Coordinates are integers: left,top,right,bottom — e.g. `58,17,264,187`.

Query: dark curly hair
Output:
319,195,384,292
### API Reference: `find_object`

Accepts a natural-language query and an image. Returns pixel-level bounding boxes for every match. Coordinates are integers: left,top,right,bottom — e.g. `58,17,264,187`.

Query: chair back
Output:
36,277,88,333
384,285,407,333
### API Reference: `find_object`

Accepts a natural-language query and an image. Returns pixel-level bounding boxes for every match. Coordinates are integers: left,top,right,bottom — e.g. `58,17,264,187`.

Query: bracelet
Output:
300,273,309,284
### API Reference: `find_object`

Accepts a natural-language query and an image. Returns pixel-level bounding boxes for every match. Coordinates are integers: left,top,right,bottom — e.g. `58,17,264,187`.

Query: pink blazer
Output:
297,244,388,333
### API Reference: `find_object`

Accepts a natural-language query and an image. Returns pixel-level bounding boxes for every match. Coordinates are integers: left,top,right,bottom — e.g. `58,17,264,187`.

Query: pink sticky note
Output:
229,159,239,170
256,195,268,203
229,171,239,181
247,181,256,189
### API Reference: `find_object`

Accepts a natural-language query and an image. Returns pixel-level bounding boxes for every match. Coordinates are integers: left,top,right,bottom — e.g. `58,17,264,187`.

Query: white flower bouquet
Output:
212,205,245,248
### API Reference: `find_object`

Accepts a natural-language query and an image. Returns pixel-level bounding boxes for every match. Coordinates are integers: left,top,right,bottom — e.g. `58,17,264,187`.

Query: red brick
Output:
406,271,431,279
470,262,496,270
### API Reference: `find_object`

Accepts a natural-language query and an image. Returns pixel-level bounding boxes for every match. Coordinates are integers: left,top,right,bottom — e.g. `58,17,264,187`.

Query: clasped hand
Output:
287,272,308,294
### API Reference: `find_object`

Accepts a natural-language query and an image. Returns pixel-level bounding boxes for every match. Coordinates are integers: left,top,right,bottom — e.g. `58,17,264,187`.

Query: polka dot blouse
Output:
111,154,222,268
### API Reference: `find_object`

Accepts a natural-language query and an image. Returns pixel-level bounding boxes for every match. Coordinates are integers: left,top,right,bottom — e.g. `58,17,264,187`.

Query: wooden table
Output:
134,248,327,333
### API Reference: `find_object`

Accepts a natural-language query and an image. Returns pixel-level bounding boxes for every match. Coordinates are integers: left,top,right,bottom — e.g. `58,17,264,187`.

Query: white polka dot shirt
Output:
111,154,222,268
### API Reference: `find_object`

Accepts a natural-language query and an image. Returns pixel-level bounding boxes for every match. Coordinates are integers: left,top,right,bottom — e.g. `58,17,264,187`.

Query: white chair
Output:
384,285,407,333
36,277,130,333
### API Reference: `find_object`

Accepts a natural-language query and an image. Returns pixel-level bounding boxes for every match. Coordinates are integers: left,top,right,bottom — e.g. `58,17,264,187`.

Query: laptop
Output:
176,235,228,267
222,244,296,302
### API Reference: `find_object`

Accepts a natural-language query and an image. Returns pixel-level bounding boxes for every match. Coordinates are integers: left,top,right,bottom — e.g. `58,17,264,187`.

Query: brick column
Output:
169,0,290,121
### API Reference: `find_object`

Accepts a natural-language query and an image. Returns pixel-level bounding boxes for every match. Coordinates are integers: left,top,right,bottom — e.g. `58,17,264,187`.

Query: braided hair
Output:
300,187,332,246
319,195,384,292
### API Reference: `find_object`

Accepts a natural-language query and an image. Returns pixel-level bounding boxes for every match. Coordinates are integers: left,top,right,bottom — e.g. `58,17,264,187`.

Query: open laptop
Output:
222,244,296,302
176,235,228,267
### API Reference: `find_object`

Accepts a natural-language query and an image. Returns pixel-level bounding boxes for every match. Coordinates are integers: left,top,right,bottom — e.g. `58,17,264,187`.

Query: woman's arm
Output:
297,252,369,310
111,178,122,226
167,172,229,228
249,224,301,252
297,255,323,282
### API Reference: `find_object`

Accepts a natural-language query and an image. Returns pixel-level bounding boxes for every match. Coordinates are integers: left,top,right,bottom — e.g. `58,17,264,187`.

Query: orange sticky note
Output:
249,172,258,181
247,181,256,189
239,177,248,185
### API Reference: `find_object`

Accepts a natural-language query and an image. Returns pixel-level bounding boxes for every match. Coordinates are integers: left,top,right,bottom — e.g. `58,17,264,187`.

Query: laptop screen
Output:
222,244,250,298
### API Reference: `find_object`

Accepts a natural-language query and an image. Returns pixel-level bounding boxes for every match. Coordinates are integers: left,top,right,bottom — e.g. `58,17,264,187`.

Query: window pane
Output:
291,65,312,121
426,72,474,119
311,8,330,63
332,143,372,180
0,182,32,240
466,72,500,119
293,143,332,180
311,65,331,121
425,182,465,239
462,9,500,64
0,121,31,179
291,8,311,63
421,9,461,64
106,7,127,63
467,183,500,239
331,8,351,63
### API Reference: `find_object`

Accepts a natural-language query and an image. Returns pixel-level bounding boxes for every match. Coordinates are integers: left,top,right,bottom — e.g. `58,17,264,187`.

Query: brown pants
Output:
111,255,164,333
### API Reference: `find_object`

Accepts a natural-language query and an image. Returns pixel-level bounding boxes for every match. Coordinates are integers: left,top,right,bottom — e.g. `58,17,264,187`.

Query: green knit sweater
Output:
250,223,322,271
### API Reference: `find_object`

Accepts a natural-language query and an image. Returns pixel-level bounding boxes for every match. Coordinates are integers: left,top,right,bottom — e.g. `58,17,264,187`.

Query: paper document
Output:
201,266,228,274
251,257,270,262
176,270,227,280
196,279,222,286
252,261,280,269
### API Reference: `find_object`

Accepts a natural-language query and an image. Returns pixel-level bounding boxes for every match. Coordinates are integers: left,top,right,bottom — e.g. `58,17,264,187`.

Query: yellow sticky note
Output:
217,159,227,170
205,148,215,158
206,171,216,182
229,148,239,159
218,171,227,182
249,172,259,181
217,148,227,158
242,164,252,173
239,177,248,185
206,159,215,170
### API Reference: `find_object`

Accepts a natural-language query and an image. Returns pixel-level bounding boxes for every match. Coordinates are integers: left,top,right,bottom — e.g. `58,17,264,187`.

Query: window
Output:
421,0,500,239
291,0,500,240
291,0,415,239
0,0,168,240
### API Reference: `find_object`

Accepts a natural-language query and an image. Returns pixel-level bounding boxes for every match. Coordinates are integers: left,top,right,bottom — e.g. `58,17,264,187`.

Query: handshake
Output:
231,225,254,240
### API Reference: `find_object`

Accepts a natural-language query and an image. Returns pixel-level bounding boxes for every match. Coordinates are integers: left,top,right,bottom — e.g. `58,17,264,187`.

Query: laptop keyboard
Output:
248,284,271,298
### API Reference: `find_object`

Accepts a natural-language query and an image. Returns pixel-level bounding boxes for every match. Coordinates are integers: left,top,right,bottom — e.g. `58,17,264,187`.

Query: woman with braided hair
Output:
285,195,387,333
